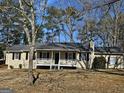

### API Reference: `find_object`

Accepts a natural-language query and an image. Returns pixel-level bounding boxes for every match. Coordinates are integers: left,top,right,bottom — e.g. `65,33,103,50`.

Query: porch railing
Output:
36,58,77,66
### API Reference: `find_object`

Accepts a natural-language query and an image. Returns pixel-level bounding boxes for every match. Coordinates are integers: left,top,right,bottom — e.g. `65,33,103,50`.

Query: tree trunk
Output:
28,45,35,85
107,56,110,69
70,34,73,43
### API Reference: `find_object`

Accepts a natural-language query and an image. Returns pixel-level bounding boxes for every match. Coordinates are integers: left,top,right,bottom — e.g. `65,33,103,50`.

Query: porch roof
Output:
6,43,88,52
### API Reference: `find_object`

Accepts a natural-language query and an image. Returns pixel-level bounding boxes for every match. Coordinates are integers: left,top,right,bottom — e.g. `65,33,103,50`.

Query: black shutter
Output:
26,52,28,60
19,53,21,60
73,53,76,60
12,53,14,60
40,52,42,58
79,53,81,61
65,52,68,60
33,52,35,60
86,53,89,61
47,52,49,59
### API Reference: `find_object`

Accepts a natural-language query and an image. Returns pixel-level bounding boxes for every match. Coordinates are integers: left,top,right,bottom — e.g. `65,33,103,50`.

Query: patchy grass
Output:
0,68,124,93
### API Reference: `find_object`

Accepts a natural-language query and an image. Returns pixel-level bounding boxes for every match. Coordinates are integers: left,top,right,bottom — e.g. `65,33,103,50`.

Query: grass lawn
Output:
0,67,124,93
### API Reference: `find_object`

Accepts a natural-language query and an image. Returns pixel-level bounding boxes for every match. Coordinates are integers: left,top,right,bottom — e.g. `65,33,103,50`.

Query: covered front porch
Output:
35,50,79,69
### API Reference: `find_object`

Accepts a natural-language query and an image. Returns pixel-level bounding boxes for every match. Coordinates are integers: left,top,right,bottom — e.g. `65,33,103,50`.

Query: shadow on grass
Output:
94,69,124,76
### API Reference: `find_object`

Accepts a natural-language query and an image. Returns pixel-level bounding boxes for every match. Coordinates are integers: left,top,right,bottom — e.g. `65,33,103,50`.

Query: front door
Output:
55,52,59,64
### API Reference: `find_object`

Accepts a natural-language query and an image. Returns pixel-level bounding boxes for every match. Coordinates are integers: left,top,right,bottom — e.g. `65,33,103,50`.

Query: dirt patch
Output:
0,69,124,93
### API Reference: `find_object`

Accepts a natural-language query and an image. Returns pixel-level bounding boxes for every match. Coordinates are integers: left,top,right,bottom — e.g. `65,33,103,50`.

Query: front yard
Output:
0,67,124,93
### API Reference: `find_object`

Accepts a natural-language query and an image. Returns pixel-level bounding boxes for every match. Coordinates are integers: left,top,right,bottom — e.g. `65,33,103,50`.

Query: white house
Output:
5,43,124,69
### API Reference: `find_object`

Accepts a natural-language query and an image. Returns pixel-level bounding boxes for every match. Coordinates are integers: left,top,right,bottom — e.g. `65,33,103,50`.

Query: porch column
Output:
35,51,37,69
36,51,38,63
89,40,95,69
50,51,53,70
58,51,60,70
123,53,124,69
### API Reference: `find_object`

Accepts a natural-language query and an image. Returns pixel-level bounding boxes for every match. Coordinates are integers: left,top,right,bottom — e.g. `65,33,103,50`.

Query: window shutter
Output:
47,52,49,59
79,53,81,61
19,53,21,60
12,53,14,60
65,52,68,60
33,52,35,60
26,52,28,60
86,53,89,61
73,53,76,60
40,52,42,58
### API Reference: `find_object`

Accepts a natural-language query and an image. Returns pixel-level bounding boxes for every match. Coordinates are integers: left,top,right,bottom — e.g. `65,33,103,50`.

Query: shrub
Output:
10,65,14,69
92,56,106,69
19,64,22,69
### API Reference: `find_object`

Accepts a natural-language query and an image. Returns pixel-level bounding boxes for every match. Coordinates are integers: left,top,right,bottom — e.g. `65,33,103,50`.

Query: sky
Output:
1,0,123,46
37,0,84,43
45,0,124,47
43,0,104,44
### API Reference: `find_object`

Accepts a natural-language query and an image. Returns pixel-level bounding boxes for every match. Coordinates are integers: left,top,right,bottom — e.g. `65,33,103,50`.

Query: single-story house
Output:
5,43,124,69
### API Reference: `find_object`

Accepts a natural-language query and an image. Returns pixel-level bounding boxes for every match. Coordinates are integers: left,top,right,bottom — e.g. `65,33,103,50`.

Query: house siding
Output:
5,51,124,69
6,52,29,69
94,54,124,68
6,51,81,69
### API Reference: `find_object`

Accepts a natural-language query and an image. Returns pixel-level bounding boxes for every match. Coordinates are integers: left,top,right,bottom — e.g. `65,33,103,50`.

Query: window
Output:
109,57,117,65
25,52,35,60
39,52,42,58
68,53,73,60
86,53,89,61
47,52,49,59
73,53,76,60
80,53,89,61
65,52,68,60
12,53,21,60
38,52,49,59
42,52,47,59
65,52,76,60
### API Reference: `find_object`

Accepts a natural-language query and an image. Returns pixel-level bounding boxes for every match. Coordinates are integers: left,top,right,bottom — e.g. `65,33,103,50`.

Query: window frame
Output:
12,52,21,60
68,52,73,60
42,52,48,59
109,57,117,65
38,51,50,60
65,52,76,60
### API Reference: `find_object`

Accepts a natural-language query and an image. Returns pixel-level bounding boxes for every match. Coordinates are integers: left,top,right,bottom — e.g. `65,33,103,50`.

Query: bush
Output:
19,64,22,69
92,56,106,69
10,65,14,69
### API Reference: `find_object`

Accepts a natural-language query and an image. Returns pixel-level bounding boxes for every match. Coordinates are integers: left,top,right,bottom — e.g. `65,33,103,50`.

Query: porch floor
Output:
36,64,76,67
36,64,76,69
